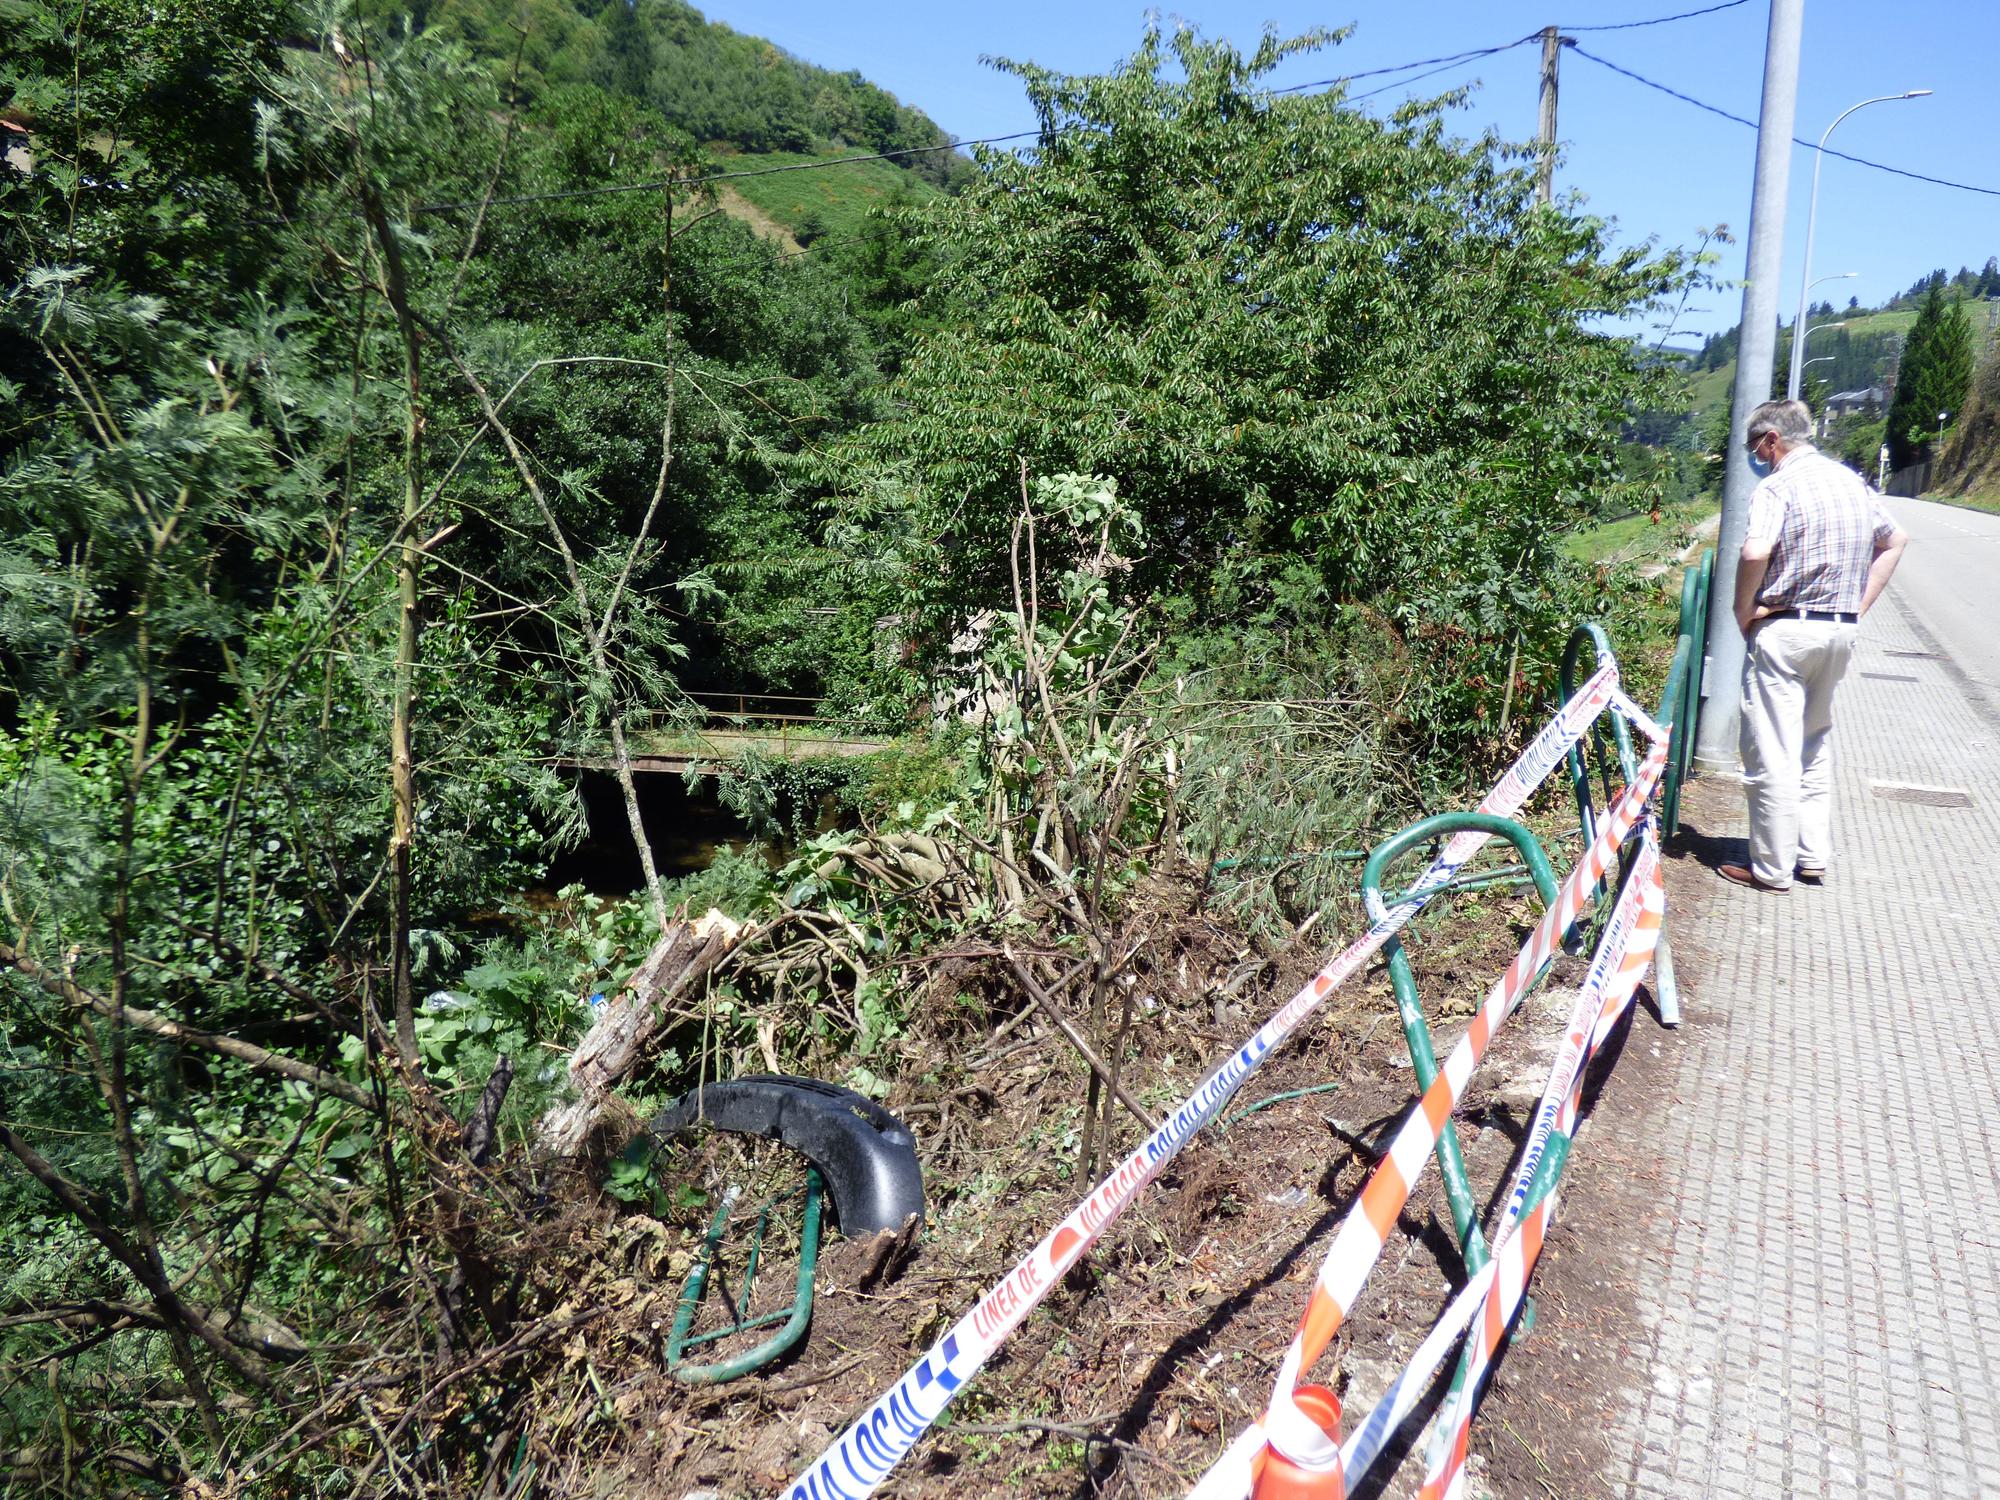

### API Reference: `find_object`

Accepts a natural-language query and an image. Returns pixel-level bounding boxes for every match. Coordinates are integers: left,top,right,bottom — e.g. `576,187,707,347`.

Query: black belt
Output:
1765,608,1857,623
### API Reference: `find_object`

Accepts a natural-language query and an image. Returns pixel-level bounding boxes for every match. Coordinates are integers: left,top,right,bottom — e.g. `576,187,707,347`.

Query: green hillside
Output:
720,149,941,243
1831,307,1918,342
1691,361,1733,417
1689,306,1938,429
407,0,971,197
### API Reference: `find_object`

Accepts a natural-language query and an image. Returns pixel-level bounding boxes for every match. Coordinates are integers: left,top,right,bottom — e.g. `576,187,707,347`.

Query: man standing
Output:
1720,398,1907,892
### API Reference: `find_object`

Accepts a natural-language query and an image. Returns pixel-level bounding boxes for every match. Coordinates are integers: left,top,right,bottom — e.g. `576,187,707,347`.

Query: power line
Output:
1272,34,1540,99
1567,43,2000,198
1348,49,1525,104
1559,0,1750,33
413,1,1755,220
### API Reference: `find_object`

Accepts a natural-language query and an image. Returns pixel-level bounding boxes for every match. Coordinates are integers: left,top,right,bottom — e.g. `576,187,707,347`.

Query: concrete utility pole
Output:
1694,0,1803,772
1535,26,1562,205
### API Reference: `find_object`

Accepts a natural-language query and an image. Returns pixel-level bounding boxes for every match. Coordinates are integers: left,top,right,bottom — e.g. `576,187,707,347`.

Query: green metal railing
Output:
1361,815,1561,1272
1357,553,1715,1268
1659,548,1715,837
667,1169,825,1385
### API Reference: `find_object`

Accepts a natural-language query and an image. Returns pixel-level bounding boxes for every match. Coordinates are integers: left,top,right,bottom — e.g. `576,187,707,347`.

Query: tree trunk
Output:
362,185,425,1071
535,910,743,1159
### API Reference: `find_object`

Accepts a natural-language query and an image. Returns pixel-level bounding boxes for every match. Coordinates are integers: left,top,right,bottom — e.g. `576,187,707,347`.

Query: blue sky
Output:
701,0,1996,342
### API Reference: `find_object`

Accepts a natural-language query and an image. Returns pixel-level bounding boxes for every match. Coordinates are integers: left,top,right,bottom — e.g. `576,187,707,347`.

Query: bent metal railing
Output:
784,573,1708,1500
1360,813,1560,1274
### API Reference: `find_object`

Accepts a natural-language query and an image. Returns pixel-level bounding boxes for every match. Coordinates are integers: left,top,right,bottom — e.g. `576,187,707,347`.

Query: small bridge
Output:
572,692,894,775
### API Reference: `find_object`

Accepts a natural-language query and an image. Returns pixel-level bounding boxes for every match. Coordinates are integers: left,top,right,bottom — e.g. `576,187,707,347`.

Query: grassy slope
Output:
1687,306,1933,425
1936,488,2000,514
1564,499,1718,566
716,150,940,242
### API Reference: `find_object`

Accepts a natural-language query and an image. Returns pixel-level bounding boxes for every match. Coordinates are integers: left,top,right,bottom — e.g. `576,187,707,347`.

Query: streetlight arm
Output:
1788,88,1932,400
1818,90,1933,150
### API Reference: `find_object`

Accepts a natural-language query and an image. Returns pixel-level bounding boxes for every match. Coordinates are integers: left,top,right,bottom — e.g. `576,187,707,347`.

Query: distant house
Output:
1819,386,1885,438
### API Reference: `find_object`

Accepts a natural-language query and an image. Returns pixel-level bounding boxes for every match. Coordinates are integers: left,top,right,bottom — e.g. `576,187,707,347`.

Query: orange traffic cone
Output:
1251,1384,1344,1500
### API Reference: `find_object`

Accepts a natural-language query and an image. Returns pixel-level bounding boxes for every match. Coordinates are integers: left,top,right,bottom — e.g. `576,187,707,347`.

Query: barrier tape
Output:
1610,689,1668,750
1412,830,1665,1500
783,664,1622,1500
1186,731,1669,1500
1338,1186,1560,1496
1325,831,1664,1496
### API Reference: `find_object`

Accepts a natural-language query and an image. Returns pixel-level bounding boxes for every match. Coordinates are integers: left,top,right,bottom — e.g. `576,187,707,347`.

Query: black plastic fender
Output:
647,1075,924,1236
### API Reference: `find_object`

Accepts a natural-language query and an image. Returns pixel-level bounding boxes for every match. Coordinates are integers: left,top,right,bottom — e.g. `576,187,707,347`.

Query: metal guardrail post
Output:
1662,636,1694,837
1688,548,1714,769
1560,619,1686,1023
1362,813,1561,1276
1645,546,1711,1028
1651,633,1694,1029
667,1168,824,1384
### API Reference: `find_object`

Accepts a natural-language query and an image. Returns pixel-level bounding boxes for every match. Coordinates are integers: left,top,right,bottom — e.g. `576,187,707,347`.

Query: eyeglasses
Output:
1744,432,1771,454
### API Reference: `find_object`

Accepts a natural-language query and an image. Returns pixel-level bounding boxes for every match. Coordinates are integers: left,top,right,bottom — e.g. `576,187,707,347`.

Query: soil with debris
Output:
520,857,1681,1500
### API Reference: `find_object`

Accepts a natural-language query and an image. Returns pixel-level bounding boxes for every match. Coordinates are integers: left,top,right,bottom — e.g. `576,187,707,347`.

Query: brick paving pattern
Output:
1607,587,2000,1499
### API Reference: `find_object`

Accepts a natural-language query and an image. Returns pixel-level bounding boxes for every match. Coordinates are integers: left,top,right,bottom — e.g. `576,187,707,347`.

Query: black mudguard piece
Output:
648,1075,923,1236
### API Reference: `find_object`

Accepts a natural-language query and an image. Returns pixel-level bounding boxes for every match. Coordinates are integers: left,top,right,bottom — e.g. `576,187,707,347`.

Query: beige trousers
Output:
1737,616,1859,886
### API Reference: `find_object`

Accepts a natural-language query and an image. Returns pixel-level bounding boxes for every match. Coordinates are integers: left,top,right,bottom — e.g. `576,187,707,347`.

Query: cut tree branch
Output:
0,942,372,1108
1001,946,1159,1135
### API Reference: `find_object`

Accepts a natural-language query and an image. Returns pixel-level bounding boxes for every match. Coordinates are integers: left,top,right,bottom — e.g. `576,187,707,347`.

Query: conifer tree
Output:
1888,284,1975,467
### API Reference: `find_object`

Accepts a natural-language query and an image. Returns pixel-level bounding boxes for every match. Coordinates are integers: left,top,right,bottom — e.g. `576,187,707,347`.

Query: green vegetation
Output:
0,4,1712,1491
1564,501,1718,568
719,150,941,242
417,0,969,184
1888,283,1977,467
848,25,1711,767
1934,307,2000,505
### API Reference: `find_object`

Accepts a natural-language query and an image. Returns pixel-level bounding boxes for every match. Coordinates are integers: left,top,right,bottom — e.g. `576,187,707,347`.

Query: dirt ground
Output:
525,828,1720,1500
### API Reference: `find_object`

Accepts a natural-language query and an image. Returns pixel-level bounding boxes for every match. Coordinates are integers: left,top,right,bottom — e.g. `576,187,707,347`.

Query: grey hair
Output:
1746,398,1812,446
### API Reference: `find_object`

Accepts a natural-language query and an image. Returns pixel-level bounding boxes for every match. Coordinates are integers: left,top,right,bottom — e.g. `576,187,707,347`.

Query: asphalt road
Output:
1880,495,2000,714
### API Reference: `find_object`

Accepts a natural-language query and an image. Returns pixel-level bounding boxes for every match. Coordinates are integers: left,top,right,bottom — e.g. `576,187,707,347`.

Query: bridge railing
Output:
630,691,888,735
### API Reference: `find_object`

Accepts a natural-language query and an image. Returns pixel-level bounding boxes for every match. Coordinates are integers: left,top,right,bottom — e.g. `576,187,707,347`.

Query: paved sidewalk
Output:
1606,584,2000,1498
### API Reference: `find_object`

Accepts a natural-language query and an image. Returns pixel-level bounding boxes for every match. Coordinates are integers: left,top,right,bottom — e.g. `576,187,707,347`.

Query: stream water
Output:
540,770,762,897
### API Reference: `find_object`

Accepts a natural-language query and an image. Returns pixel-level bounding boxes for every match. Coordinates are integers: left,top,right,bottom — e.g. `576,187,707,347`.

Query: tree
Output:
1887,283,1975,467
847,23,1710,761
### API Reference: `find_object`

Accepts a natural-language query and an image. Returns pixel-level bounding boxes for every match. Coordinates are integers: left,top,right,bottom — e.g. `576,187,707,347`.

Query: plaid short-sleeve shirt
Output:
1744,445,1899,614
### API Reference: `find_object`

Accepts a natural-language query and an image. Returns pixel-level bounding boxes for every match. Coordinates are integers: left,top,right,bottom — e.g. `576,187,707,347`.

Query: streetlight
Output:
1798,354,1841,434
1789,274,1857,379
1802,320,1848,382
1938,410,1950,449
1787,88,1933,400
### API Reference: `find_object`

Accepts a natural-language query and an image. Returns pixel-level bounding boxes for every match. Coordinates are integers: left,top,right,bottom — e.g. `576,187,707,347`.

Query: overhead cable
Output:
402,2,1788,219
1271,33,1540,99
1559,0,1750,33
1566,43,2000,199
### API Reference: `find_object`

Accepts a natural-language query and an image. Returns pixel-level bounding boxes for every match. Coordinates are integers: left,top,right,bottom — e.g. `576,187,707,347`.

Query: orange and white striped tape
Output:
1188,734,1668,1500
1319,831,1665,1497
1412,831,1666,1500
785,666,1624,1500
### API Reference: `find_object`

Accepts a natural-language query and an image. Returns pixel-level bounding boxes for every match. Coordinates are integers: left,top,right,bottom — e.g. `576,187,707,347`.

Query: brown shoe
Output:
1794,866,1826,885
1718,863,1790,893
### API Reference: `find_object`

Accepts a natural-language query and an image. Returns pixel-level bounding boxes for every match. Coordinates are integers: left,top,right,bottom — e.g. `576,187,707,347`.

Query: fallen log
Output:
535,909,742,1159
